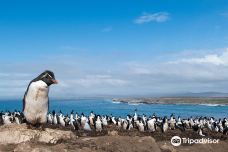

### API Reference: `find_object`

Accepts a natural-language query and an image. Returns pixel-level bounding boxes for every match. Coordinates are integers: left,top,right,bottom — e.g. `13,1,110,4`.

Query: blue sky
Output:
1,0,228,98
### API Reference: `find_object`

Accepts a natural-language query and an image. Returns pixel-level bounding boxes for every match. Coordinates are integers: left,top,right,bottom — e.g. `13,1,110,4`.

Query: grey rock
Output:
0,124,75,145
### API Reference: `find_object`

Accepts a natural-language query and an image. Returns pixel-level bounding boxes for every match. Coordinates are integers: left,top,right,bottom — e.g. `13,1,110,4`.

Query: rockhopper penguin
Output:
23,70,58,126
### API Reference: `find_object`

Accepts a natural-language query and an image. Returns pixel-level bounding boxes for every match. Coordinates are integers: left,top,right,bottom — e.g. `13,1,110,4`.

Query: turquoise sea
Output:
0,99,227,119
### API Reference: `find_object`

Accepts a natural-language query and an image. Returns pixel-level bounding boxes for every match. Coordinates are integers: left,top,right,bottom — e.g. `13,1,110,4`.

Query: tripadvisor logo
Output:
171,136,219,146
171,136,181,146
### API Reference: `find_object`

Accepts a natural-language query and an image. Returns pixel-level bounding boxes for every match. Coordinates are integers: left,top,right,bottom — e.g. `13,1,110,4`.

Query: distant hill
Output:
170,92,228,98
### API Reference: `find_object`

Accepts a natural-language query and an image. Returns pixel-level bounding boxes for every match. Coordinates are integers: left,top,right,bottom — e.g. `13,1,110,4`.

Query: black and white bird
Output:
162,117,169,133
53,110,58,125
23,70,58,127
147,117,156,132
47,112,53,124
95,115,103,132
169,114,176,130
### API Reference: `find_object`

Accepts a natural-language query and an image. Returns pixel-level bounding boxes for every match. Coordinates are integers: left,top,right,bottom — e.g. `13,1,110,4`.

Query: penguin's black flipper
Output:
57,115,60,124
126,122,130,130
176,124,185,132
22,80,33,112
145,121,148,130
22,96,26,112
192,125,199,131
109,117,112,124
94,121,96,130
223,127,228,135
78,118,81,126
0,112,3,125
73,121,79,130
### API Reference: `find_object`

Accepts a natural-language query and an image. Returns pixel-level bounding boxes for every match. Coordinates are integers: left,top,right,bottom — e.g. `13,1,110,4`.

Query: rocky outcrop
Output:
80,136,161,152
0,124,161,152
3,135,161,152
0,124,227,152
0,124,75,144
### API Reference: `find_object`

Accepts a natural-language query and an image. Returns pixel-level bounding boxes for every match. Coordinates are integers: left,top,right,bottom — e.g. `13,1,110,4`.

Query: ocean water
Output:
0,99,227,119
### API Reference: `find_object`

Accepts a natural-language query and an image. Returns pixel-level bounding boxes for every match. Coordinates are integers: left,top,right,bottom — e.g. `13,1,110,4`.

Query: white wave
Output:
112,101,121,104
128,102,141,106
199,104,226,107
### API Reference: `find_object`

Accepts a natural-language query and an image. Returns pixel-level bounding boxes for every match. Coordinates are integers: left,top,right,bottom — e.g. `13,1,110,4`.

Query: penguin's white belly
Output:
163,123,168,132
24,80,49,124
96,122,102,131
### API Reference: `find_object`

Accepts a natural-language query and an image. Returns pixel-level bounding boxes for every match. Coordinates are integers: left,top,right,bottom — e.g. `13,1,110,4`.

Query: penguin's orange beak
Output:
52,79,58,84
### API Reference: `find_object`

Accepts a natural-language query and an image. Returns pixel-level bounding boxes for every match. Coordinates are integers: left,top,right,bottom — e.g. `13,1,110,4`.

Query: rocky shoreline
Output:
0,124,227,152
112,97,228,105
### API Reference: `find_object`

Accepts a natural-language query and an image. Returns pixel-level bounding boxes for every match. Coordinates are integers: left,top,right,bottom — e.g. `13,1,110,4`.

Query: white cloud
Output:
134,12,170,24
101,26,112,32
125,48,228,92
0,80,29,87
126,63,151,74
0,73,31,77
85,74,112,79
1,48,228,98
67,75,128,88
170,48,228,66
